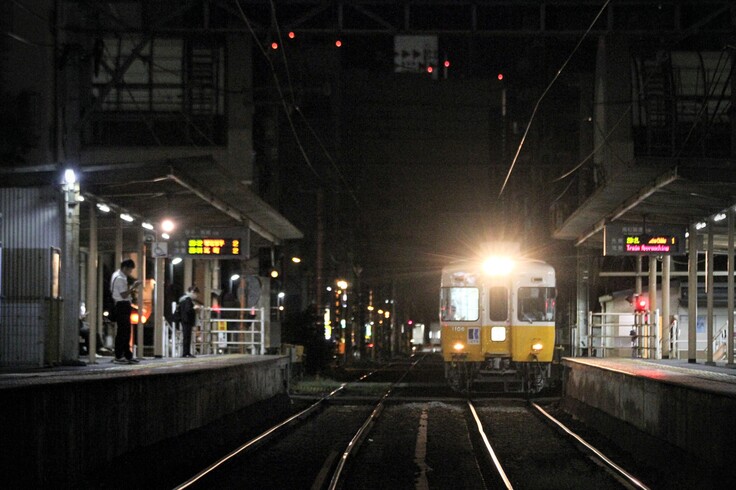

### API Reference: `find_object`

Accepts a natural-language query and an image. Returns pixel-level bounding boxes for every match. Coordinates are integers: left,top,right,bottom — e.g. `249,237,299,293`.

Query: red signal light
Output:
634,295,648,313
427,66,433,73
335,40,342,47
497,73,504,81
288,31,295,39
443,60,450,68
271,42,278,50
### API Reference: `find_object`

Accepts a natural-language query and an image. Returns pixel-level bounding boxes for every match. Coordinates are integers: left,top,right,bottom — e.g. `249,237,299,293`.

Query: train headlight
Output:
491,326,506,342
531,339,544,353
482,256,515,276
453,342,465,352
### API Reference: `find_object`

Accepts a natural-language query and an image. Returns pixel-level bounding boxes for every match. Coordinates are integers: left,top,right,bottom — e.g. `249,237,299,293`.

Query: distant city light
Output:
291,256,302,263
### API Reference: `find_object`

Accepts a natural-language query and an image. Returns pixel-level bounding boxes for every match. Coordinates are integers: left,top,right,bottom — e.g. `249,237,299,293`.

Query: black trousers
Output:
182,322,193,356
114,301,133,360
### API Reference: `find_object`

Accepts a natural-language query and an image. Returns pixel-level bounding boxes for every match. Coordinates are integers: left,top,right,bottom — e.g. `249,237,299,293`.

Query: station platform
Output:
561,357,736,476
0,354,291,489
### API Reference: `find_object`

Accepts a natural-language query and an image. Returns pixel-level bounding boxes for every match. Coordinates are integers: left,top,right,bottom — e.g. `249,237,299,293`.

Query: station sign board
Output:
604,223,686,256
170,227,249,259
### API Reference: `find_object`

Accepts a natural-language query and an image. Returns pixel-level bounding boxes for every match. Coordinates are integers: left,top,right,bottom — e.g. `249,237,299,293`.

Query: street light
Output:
337,279,348,290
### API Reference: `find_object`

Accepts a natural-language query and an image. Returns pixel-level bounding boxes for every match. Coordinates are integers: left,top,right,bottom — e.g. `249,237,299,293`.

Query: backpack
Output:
173,303,182,323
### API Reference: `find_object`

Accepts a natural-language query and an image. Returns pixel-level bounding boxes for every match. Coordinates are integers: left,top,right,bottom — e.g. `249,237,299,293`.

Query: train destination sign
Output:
604,223,686,256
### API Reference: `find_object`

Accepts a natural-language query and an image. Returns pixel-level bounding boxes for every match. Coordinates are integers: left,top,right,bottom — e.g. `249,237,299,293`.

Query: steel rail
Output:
530,402,650,490
326,355,426,490
467,400,514,490
173,383,347,489
174,360,404,489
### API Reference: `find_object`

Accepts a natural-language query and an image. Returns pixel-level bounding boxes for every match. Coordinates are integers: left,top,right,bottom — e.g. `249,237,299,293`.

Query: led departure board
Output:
170,228,249,259
604,223,686,256
187,238,241,256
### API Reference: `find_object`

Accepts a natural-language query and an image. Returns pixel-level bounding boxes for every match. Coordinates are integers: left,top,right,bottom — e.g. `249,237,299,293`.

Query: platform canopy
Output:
1,157,303,254
552,157,736,252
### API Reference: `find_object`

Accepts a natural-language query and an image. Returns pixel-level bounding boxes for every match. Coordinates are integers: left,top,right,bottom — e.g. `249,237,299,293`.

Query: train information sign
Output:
186,238,241,256
170,228,249,259
604,223,686,256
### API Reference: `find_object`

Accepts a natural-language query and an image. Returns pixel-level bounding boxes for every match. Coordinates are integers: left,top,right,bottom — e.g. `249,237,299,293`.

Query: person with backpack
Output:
177,285,201,358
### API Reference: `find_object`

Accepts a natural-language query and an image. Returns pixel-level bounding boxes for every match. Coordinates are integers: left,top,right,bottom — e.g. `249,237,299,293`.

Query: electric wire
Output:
234,0,322,181
266,0,362,208
498,0,611,198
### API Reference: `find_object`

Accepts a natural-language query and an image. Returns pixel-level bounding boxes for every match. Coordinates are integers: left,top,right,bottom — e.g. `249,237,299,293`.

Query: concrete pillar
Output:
706,224,715,365
153,256,164,357
688,222,698,363
136,228,145,359
576,249,590,356
728,207,735,367
649,256,657,358
662,255,671,358
184,258,193,290
86,202,98,364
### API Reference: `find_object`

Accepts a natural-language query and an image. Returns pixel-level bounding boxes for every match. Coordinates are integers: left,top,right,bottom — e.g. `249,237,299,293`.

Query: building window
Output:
88,37,226,146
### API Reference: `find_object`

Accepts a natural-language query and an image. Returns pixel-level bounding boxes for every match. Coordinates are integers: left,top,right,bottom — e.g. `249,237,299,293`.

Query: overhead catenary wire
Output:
234,0,323,182
498,0,611,198
257,0,362,208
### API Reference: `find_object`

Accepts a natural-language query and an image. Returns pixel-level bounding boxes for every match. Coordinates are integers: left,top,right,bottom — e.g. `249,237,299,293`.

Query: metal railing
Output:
671,322,730,361
197,307,266,355
587,311,660,359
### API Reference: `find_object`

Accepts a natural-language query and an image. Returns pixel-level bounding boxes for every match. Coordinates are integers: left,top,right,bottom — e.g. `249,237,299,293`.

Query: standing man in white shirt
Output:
110,259,141,364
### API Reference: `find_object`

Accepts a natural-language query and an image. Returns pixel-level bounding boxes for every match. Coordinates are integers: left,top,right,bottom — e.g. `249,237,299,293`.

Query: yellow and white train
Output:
440,252,556,392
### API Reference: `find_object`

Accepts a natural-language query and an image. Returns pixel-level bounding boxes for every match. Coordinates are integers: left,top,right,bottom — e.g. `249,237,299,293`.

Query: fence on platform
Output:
586,310,660,359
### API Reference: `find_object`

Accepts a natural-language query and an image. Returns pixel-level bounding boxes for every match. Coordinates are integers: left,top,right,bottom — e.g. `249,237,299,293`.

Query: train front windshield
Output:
517,287,556,322
440,287,479,321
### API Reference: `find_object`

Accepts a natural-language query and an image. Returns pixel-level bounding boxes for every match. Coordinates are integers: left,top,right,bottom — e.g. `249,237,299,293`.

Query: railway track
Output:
467,399,649,489
173,355,649,489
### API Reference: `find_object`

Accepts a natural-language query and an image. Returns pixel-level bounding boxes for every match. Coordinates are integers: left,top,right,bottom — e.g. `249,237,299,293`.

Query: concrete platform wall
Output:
1,356,289,488
562,359,736,467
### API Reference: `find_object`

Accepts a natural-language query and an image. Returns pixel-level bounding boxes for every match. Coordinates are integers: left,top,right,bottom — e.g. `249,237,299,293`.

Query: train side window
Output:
440,287,479,321
489,286,508,321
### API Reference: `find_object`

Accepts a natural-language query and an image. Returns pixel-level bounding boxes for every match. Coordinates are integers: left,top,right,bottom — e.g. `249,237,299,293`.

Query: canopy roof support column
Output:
688,222,698,363
728,207,735,367
706,225,715,366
